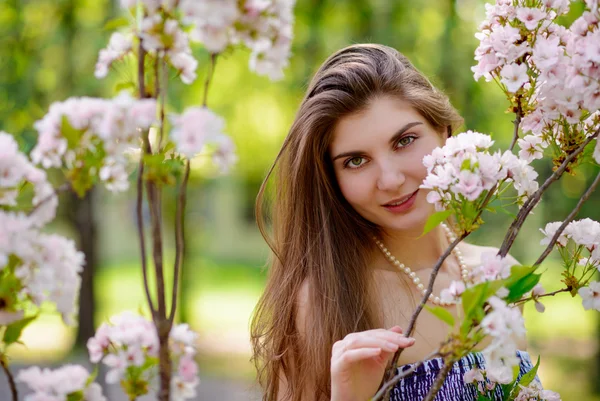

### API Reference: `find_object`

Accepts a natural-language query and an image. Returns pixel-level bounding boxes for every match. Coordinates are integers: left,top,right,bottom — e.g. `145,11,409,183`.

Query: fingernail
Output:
408,337,416,343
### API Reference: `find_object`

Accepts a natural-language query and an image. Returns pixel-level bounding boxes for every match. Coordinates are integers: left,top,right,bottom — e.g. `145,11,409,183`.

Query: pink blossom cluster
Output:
17,364,106,401
180,0,295,80
464,367,560,400
471,251,514,284
480,296,527,384
31,92,157,192
0,133,84,326
420,131,538,211
473,1,600,165
94,32,133,79
0,132,57,227
170,106,237,171
86,312,199,399
540,218,600,311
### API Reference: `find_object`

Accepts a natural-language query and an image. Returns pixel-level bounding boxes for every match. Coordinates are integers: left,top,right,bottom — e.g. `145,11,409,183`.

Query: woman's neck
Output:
377,225,449,272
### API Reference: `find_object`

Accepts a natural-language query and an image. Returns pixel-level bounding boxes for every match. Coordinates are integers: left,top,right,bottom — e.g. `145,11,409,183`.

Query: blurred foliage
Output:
2,0,600,399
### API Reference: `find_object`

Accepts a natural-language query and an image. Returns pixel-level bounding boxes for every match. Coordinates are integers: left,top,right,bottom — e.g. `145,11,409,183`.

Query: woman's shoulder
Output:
459,242,521,267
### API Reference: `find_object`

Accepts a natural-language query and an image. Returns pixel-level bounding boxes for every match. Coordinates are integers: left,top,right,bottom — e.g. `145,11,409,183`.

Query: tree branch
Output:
534,170,600,266
0,356,17,401
168,160,190,323
512,288,570,307
136,143,156,319
508,101,522,152
381,232,469,388
138,39,146,99
28,182,70,217
202,53,218,108
498,127,600,258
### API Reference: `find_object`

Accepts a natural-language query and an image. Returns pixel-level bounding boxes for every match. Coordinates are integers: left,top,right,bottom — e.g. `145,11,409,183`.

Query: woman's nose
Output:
376,163,406,192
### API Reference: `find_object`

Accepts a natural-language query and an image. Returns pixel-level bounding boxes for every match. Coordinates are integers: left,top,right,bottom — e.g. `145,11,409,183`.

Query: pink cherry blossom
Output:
463,368,484,383
178,354,199,383
579,281,600,311
440,280,465,304
518,135,546,162
500,63,529,93
95,32,132,79
170,107,227,159
516,7,547,30
17,365,105,401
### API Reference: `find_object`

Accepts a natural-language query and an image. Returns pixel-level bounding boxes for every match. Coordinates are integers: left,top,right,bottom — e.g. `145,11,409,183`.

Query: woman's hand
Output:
330,326,415,401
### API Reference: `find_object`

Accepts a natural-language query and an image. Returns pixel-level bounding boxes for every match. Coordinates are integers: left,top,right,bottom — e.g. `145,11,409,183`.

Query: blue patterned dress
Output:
390,350,536,401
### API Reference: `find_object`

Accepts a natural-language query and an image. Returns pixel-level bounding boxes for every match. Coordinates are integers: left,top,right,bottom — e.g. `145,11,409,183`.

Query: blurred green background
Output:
1,0,599,399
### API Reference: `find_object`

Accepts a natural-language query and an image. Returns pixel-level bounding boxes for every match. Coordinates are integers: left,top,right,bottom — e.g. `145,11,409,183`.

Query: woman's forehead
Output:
330,97,425,153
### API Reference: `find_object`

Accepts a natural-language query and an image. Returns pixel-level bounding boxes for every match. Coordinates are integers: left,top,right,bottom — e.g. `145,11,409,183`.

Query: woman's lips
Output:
382,189,419,213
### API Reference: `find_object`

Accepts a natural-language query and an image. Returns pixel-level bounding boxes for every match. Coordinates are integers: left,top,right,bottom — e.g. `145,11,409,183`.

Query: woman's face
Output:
329,95,447,234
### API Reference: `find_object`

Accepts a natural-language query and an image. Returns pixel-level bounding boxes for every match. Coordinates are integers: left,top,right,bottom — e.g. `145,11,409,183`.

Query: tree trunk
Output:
68,189,98,348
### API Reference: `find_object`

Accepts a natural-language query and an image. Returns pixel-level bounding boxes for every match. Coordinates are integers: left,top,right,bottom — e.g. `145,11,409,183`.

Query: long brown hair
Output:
251,44,464,401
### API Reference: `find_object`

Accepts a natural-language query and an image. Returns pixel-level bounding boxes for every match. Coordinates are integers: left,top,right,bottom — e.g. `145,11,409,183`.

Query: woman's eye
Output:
345,157,365,169
397,135,416,147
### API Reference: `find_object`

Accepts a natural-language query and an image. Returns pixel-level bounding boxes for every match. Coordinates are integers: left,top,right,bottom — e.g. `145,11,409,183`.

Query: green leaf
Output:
505,265,537,285
103,16,131,31
86,365,99,387
503,265,541,303
114,81,136,93
66,390,84,401
506,274,541,303
501,383,514,399
515,355,540,389
425,305,455,326
460,280,505,336
61,115,83,150
421,210,452,237
3,315,37,345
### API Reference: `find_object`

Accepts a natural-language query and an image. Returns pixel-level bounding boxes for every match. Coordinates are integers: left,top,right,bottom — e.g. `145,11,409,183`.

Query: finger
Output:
346,329,411,345
388,325,403,334
335,347,382,366
339,333,414,355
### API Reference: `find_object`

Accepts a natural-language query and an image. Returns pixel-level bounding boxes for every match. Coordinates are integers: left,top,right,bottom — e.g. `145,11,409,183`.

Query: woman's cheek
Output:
338,174,367,206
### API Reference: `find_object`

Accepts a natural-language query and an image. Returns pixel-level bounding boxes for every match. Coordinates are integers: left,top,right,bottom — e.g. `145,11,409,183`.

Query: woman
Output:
251,44,533,401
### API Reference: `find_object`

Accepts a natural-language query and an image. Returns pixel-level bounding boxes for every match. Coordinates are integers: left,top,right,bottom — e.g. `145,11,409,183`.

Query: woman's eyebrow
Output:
331,121,424,162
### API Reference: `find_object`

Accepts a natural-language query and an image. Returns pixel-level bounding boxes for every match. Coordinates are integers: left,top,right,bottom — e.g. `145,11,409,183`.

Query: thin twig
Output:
382,232,469,386
155,57,167,150
534,170,600,266
28,182,70,216
371,349,443,400
202,54,218,108
513,288,570,307
146,180,166,320
509,102,522,152
138,39,146,99
498,127,600,258
168,160,190,324
136,145,156,319
0,357,17,401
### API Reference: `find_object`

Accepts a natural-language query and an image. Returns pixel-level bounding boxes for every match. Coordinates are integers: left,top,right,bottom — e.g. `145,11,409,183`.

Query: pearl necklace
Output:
373,223,468,307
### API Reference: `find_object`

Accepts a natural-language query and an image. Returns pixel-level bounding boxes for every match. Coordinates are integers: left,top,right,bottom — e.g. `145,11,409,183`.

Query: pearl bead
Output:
374,222,468,306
